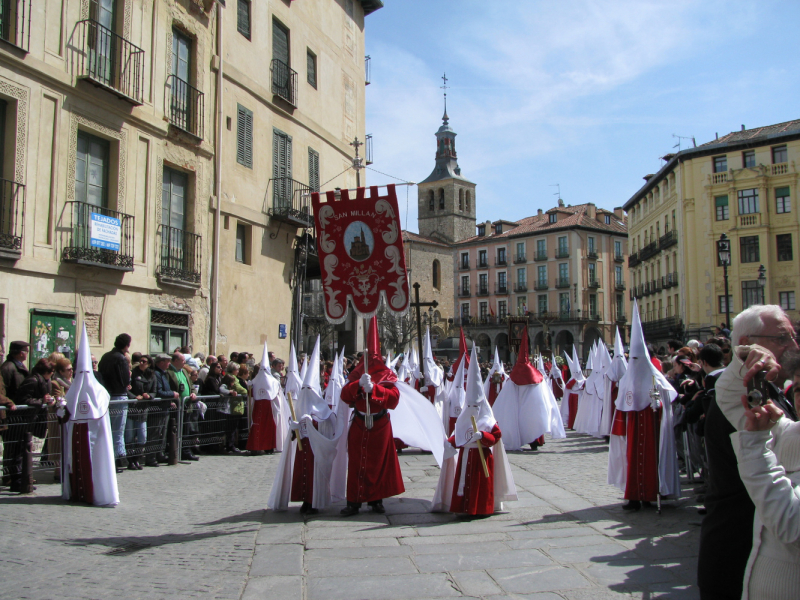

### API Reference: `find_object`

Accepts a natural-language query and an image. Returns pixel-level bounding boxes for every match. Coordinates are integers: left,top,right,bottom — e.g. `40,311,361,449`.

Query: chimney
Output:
586,203,596,219
613,207,624,220
537,208,543,216
741,124,745,131
558,198,565,208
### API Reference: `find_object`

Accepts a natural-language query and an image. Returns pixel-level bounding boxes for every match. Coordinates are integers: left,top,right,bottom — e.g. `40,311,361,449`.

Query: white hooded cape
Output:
251,341,288,452
607,327,629,491
573,343,604,437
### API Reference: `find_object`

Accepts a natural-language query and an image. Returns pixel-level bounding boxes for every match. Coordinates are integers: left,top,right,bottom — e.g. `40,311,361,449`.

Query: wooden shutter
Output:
308,148,319,192
237,0,251,39
307,50,317,87
273,129,293,205
272,19,289,65
237,105,253,168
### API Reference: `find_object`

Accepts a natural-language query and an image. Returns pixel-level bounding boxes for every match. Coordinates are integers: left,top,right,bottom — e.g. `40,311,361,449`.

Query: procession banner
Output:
311,184,410,323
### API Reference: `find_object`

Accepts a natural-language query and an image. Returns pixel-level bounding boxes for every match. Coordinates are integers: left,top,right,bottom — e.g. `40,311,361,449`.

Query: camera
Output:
746,370,770,408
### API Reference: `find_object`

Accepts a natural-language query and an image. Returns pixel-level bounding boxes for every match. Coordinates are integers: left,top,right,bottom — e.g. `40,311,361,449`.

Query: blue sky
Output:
363,0,799,232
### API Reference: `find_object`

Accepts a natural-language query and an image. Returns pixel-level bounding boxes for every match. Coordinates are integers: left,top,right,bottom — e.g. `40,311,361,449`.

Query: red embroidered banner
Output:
311,185,409,323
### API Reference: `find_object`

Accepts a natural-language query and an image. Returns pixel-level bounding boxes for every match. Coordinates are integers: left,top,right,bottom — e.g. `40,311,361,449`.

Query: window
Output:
615,240,622,258
479,302,488,320
497,247,506,263
742,280,762,309
713,155,727,173
495,224,502,235
738,188,759,215
478,274,488,292
477,224,485,236
498,272,507,289
667,296,672,317
170,29,194,133
780,291,796,311
432,260,440,289
308,148,319,192
589,295,597,317
538,295,548,314
615,265,623,285
549,212,557,223
517,296,527,314
76,132,109,207
150,310,189,355
461,303,469,319
461,275,469,293
536,239,546,256
498,301,507,318
307,49,317,88
719,295,733,314
773,145,788,164
776,187,791,213
588,237,595,254
715,195,729,220
460,252,469,268
558,236,568,254
588,262,596,285
235,222,249,264
777,234,793,261
537,265,547,285
559,292,570,314
616,294,624,319
458,194,463,211
740,236,759,263
558,263,568,281
237,105,253,168
516,242,525,260
478,250,487,267
162,167,187,231
465,191,470,212
438,188,444,209
516,268,526,284
743,150,755,168
237,0,251,39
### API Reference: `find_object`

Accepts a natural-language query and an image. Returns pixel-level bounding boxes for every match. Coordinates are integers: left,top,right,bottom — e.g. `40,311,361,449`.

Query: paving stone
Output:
450,569,504,596
307,573,461,600
415,548,552,573
306,555,419,577
241,575,303,600
489,564,593,593
579,559,677,586
249,543,304,577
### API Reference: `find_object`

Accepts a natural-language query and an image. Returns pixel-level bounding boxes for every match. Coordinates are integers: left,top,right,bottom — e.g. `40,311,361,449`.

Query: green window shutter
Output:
237,0,251,39
237,105,253,169
308,148,320,192
272,20,289,65
775,187,790,197
715,195,728,206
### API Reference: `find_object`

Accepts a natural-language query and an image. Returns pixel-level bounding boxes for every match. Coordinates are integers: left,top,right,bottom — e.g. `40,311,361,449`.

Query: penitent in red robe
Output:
487,380,503,407
246,400,277,451
449,423,501,515
70,423,94,504
290,421,317,503
612,405,662,502
565,379,580,430
341,380,405,503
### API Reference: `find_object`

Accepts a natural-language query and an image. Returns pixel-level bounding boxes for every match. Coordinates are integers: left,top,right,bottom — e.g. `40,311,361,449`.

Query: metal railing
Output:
495,255,507,266
616,312,627,322
653,278,663,293
495,283,509,295
459,259,470,270
614,252,625,263
0,0,30,52
587,250,598,259
642,316,682,338
76,19,145,104
587,312,602,321
0,178,24,255
555,277,570,289
271,58,297,106
158,225,201,285
555,248,569,259
513,282,527,293
268,177,313,228
166,75,204,139
659,229,678,249
628,251,640,267
515,253,528,263
458,284,471,297
534,251,547,262
477,258,488,268
640,240,659,260
588,278,601,288
61,201,135,271
615,279,626,291
534,280,548,291
476,284,490,296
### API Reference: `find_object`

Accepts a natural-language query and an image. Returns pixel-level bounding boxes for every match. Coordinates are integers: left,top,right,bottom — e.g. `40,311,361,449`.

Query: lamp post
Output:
717,233,731,333
758,264,767,304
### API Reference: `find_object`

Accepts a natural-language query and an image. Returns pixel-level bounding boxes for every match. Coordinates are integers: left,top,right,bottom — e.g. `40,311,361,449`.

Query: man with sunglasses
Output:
698,305,798,600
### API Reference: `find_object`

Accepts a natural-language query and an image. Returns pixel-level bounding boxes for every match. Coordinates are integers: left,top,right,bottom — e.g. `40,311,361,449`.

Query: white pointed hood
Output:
566,347,584,383
422,327,444,387
548,356,564,383
609,327,628,382
616,300,676,412
485,346,507,383
448,352,467,419
585,343,595,371
284,341,303,400
454,346,496,446
296,336,331,420
324,344,344,411
299,352,309,384
252,341,281,400
66,324,110,421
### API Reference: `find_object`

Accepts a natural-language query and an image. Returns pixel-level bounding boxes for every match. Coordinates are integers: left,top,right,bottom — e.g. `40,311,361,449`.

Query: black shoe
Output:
300,502,311,514
622,500,641,511
182,452,199,461
127,460,138,471
306,507,319,515
265,449,274,455
697,507,707,515
136,460,143,470
340,503,360,517
156,453,169,464
529,442,539,451
369,501,386,514
228,447,244,455
145,460,160,468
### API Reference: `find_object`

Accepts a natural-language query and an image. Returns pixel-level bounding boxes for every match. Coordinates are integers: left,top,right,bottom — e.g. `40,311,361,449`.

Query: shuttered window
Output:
307,49,317,88
273,20,289,66
237,0,251,39
308,148,320,192
272,128,292,208
236,104,253,169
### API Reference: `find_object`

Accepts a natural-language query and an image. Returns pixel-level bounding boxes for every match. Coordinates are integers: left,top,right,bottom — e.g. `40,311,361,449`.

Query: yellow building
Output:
624,119,799,348
0,0,380,363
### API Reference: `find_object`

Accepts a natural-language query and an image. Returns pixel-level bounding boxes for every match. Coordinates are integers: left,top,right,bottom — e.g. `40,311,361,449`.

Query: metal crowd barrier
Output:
177,394,249,455
108,398,175,462
0,404,55,488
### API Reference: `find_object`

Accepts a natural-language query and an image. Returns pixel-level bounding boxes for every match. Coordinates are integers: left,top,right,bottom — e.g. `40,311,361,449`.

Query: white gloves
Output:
359,373,374,394
55,398,67,419
419,386,429,393
288,420,300,431
470,431,484,444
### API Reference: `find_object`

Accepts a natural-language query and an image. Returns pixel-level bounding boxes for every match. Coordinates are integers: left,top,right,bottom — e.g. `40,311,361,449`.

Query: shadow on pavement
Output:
50,527,259,554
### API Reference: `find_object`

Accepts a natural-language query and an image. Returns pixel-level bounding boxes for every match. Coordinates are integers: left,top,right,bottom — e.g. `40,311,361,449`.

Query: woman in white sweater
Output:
735,390,800,600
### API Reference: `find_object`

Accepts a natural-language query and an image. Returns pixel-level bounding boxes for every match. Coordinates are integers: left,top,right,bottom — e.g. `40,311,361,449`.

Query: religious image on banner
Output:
311,184,410,323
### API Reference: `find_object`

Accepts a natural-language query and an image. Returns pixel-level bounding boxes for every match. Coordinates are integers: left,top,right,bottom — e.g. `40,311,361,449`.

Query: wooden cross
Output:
411,282,438,382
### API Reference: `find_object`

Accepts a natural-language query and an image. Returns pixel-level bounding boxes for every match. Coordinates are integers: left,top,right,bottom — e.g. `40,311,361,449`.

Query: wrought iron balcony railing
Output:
76,19,145,104
166,75,204,140
495,283,509,295
476,285,490,296
588,278,601,289
0,178,24,257
587,312,602,321
653,278,663,293
458,284,471,297
157,225,201,286
268,177,313,228
534,251,548,262
615,279,626,291
61,201,134,271
477,258,488,269
495,255,507,266
659,229,678,249
513,282,527,293
628,251,640,267
459,259,470,270
555,248,569,259
555,277,570,289
587,250,598,259
0,0,30,52
514,253,527,264
640,240,659,260
616,312,627,322
271,58,298,106
614,252,625,263
534,280,548,291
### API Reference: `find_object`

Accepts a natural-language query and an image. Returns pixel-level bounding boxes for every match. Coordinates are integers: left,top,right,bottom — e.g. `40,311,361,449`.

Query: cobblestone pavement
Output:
0,432,703,600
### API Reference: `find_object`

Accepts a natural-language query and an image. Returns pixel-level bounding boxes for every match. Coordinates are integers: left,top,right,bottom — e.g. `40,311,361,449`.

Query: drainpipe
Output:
210,2,224,355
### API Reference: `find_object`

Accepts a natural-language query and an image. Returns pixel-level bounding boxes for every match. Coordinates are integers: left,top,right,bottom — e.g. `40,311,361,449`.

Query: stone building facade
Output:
0,0,380,363
624,119,800,350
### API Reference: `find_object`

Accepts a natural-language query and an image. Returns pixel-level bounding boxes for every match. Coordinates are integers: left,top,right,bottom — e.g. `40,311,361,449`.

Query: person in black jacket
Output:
98,334,132,471
1,341,30,402
152,354,179,463
126,355,157,469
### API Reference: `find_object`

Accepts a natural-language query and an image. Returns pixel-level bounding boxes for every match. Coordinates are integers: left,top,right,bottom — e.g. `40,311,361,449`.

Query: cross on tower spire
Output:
440,72,449,123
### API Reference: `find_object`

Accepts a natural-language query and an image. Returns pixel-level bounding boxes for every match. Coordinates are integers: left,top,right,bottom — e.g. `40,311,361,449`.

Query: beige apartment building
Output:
624,119,799,350
0,0,380,363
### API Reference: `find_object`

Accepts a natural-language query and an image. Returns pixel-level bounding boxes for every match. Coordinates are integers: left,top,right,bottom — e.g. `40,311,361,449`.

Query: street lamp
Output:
758,264,767,304
717,233,732,332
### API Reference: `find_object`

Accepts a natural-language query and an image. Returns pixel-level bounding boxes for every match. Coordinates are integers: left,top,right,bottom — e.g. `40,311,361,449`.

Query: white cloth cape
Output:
389,381,447,468
493,380,566,451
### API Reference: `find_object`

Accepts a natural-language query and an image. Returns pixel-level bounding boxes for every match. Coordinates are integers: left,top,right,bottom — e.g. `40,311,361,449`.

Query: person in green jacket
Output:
167,353,199,461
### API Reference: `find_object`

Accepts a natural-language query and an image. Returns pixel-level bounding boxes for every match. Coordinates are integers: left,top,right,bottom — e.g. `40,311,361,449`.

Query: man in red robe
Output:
246,342,283,454
563,348,585,430
340,317,405,516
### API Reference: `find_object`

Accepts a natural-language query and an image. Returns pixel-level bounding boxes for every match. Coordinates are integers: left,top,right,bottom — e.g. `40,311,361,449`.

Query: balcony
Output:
588,278,601,289
555,277,570,289
640,240,659,261
534,280,548,291
653,278,663,293
587,312,602,321
157,226,201,287
0,0,30,52
772,163,788,176
664,271,678,288
268,177,313,228
615,279,626,291
616,312,627,322
712,172,729,184
495,283,509,295
587,250,598,260
76,19,145,105
495,255,507,266
0,178,24,259
628,252,640,267
513,282,527,293
614,252,625,263
642,316,682,338
459,259,470,270
555,248,569,259
165,75,204,140
477,258,489,269
271,58,298,107
533,251,548,262
514,253,527,264
458,284,471,298
476,284,490,297
61,201,134,271
738,213,761,228
643,282,651,296
659,229,678,249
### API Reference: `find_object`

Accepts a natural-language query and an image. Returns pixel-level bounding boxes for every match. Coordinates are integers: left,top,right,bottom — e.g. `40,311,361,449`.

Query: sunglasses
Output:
751,334,800,347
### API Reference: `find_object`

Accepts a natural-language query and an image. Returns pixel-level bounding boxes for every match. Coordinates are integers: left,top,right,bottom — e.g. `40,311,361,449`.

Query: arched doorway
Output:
475,333,491,362
582,327,603,361
533,331,546,353
494,332,509,362
554,329,575,357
